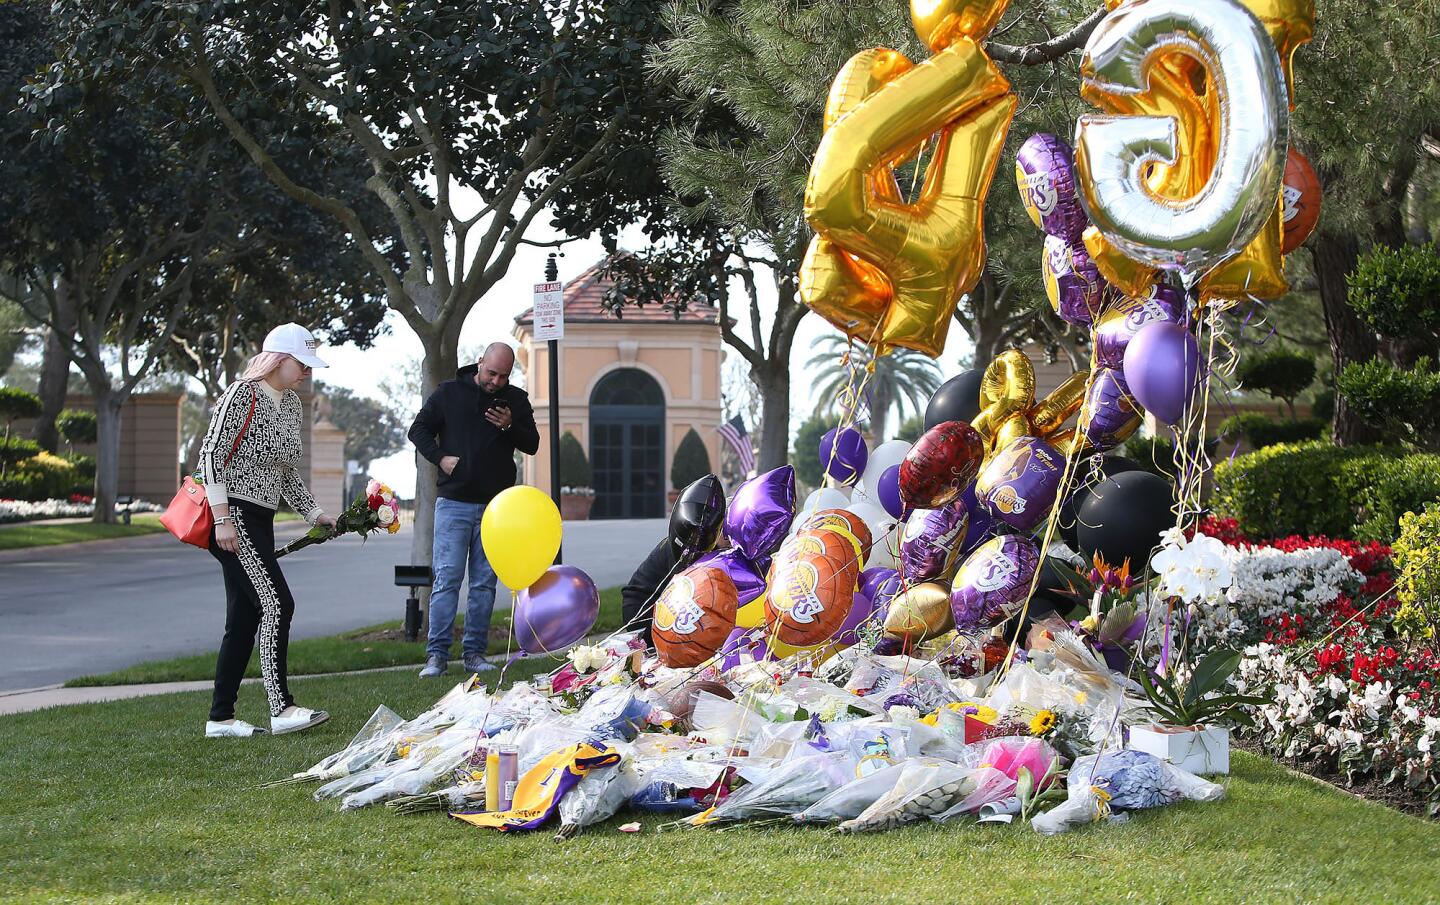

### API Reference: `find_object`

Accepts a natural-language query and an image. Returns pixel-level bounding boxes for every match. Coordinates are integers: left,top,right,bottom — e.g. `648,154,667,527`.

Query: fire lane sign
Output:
533,281,564,341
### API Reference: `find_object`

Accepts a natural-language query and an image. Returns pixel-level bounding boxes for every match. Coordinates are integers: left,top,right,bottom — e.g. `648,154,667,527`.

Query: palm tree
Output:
806,336,943,444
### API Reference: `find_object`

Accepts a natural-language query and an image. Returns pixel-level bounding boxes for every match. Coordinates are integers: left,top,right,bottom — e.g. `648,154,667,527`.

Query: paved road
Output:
0,517,666,692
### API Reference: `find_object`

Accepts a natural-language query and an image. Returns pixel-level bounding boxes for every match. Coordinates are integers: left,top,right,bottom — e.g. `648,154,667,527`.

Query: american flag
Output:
717,414,755,475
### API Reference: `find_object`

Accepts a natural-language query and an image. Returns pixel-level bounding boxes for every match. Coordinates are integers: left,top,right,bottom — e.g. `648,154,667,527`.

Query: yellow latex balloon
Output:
735,594,767,630
479,485,562,591
765,635,832,661
880,581,954,648
803,0,1016,358
1084,227,1158,299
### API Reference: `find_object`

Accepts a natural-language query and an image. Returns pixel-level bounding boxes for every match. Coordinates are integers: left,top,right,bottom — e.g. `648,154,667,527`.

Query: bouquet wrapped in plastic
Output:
277,478,403,557
1032,750,1225,835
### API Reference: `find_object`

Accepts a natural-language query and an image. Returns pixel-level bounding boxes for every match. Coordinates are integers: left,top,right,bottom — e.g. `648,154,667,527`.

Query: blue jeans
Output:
427,497,498,660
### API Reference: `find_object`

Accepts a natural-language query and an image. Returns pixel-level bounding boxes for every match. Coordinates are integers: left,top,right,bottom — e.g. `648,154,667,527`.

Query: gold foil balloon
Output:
1084,226,1158,299
802,0,1016,357
970,349,1035,452
879,580,954,651
1239,0,1315,106
1027,370,1088,437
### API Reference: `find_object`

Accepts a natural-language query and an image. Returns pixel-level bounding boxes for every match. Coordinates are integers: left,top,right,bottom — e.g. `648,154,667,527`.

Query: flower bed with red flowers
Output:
1200,517,1440,817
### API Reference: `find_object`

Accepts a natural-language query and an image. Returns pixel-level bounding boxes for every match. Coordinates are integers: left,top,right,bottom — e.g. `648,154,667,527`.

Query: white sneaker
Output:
205,719,266,738
271,707,330,736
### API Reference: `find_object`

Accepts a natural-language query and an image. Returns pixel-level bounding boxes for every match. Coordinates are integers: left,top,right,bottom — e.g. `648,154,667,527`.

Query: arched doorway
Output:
589,368,665,519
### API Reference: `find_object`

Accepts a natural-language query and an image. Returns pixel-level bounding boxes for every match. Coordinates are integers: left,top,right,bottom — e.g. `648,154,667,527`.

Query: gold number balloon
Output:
969,349,1091,456
802,0,1016,358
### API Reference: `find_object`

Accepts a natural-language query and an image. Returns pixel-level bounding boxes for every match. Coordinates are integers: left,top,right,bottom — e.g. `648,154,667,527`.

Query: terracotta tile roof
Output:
515,257,721,326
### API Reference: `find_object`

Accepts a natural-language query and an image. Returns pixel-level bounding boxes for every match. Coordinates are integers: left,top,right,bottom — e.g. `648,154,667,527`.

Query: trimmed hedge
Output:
1218,412,1326,449
1212,441,1440,543
671,428,711,490
557,431,591,489
0,451,80,501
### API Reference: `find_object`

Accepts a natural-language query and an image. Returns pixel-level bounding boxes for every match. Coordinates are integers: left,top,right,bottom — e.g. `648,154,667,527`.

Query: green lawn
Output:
3,659,1439,904
65,587,625,686
0,514,168,550
0,509,302,551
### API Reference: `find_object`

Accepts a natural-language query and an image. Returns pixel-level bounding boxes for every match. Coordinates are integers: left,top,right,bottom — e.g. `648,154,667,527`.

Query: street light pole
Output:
545,253,562,566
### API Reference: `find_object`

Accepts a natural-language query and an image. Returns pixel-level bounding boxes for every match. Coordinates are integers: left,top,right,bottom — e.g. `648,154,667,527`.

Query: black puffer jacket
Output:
408,364,540,504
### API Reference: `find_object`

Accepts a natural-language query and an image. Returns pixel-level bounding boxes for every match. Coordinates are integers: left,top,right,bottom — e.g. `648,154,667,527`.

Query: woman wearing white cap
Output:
198,323,338,738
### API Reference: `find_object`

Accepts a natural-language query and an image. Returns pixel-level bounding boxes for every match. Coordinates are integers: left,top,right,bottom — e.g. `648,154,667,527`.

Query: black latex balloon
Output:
669,473,726,557
923,369,984,432
1075,470,1175,571
1057,455,1145,549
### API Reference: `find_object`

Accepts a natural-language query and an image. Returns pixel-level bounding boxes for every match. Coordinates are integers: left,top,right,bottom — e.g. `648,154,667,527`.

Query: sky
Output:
316,215,979,498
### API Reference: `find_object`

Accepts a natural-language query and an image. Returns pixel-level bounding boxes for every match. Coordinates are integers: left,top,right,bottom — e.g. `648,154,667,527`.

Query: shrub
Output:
1336,356,1440,445
0,436,41,468
557,431,591,490
1122,434,1178,479
1346,243,1440,338
1235,346,1317,419
1218,412,1325,449
57,409,98,446
65,453,96,494
1311,387,1335,424
0,470,45,501
0,386,41,430
1213,441,1440,543
0,451,78,501
670,428,711,490
1393,503,1440,641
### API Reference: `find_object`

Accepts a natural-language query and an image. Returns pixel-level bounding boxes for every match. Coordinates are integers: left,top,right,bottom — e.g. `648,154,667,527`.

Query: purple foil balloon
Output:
1094,283,1186,370
1080,368,1142,451
974,436,1065,533
958,482,995,555
820,427,868,487
726,465,796,561
719,626,771,671
950,534,1041,634
1015,133,1088,243
514,565,600,654
877,465,904,519
1123,321,1203,426
694,548,767,606
835,567,902,647
1042,234,1110,327
899,499,970,583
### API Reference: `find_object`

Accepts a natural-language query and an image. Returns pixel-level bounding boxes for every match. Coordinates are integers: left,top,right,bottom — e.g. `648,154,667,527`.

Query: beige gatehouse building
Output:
513,258,725,520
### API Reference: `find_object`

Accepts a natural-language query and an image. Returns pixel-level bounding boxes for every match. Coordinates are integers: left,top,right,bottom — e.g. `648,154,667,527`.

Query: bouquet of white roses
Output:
276,478,403,558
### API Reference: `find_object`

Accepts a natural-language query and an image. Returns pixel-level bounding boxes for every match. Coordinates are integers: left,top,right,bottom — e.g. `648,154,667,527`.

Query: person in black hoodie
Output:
408,343,540,677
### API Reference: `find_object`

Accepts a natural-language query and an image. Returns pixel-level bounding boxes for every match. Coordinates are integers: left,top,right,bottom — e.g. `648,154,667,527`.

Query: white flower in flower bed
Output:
1185,545,1363,648
0,498,162,524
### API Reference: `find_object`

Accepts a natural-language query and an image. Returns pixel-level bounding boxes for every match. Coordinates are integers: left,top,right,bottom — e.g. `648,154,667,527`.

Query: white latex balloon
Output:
860,440,911,504
845,500,897,569
802,487,851,517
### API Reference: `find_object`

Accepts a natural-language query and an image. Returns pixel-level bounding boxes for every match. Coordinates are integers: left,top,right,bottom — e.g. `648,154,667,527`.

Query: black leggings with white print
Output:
208,498,295,722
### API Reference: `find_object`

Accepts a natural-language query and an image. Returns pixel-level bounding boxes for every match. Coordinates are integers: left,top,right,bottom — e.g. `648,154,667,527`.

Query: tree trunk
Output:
91,391,124,525
409,326,461,621
31,279,77,453
754,363,791,472
1310,231,1382,446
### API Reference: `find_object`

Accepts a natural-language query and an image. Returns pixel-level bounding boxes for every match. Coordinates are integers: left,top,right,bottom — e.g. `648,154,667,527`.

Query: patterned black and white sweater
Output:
198,378,323,523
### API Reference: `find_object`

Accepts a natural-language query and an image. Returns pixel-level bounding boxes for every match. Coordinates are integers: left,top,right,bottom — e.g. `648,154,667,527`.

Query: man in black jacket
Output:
621,537,681,649
408,343,540,677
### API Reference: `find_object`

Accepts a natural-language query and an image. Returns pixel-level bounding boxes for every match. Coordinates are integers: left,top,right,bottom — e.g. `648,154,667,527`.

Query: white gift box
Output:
1127,724,1230,775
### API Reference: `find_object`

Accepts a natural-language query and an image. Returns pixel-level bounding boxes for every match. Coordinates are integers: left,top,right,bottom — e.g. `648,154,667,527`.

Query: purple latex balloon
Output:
958,482,995,555
1094,283,1186,370
1016,133,1088,243
514,565,600,654
1123,321,1203,426
950,534,1041,634
877,465,904,519
820,428,868,487
1042,234,1110,328
1080,368,1142,451
694,548,767,606
974,436,1065,533
834,567,901,648
726,465,796,561
899,499,970,583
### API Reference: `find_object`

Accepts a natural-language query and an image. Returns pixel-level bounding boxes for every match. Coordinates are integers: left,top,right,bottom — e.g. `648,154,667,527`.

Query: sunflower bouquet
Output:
276,479,403,558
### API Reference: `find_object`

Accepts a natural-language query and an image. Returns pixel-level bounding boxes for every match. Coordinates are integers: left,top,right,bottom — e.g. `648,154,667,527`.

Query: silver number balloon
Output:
1073,0,1290,281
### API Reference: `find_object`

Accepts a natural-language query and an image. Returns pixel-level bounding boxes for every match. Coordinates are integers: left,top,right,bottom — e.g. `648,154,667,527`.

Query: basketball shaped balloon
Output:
1280,148,1321,255
652,566,739,668
775,528,862,573
899,420,985,509
796,509,872,564
765,551,856,649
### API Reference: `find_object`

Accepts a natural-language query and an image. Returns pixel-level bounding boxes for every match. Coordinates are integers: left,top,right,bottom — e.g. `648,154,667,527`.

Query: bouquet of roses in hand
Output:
276,479,403,558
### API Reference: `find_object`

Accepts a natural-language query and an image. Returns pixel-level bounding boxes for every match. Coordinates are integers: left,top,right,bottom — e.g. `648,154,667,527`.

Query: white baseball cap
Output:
262,323,328,369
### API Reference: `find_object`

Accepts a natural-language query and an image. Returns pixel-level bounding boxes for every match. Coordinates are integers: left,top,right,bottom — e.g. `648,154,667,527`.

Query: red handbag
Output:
161,387,256,549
